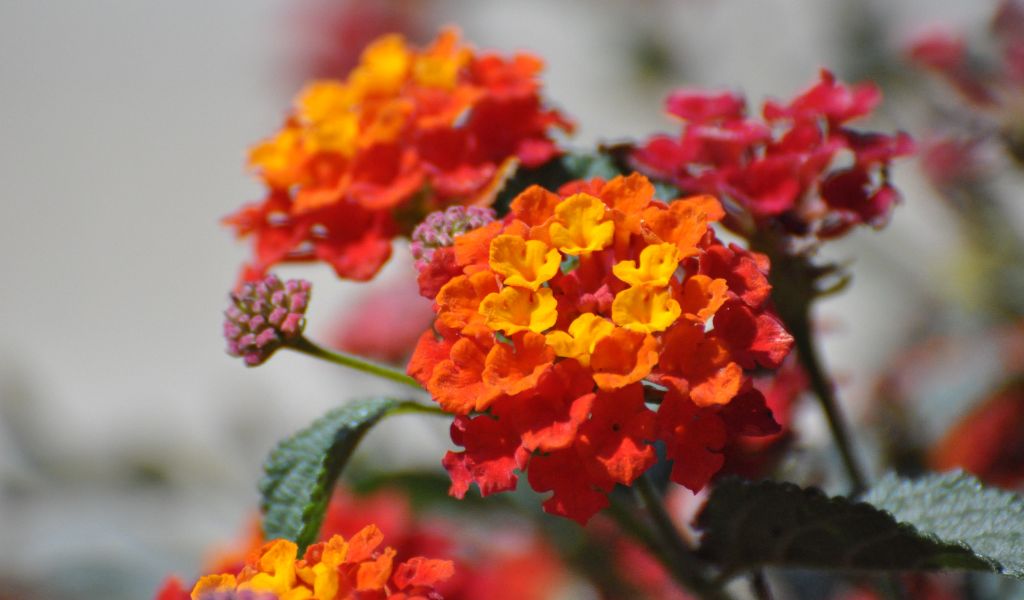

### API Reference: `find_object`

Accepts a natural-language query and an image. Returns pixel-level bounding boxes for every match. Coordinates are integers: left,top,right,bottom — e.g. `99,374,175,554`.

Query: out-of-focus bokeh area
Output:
2,1,1023,598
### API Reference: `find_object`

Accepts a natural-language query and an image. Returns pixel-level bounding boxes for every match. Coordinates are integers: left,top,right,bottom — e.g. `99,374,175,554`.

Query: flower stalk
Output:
761,241,868,495
632,475,735,600
289,335,424,391
790,313,868,495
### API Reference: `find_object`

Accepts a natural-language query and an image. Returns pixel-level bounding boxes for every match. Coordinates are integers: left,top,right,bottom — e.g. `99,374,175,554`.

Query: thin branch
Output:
790,317,868,495
289,335,424,390
632,476,735,600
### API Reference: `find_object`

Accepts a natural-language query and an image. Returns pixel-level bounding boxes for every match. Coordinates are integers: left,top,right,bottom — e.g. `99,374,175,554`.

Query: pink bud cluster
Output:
410,205,495,270
224,275,311,366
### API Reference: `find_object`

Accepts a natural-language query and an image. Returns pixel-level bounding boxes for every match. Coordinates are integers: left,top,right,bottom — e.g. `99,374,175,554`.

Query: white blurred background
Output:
0,1,995,597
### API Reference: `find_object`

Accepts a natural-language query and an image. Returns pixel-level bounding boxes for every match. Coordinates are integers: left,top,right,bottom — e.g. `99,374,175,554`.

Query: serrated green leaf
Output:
259,397,402,553
696,477,994,576
863,470,1024,578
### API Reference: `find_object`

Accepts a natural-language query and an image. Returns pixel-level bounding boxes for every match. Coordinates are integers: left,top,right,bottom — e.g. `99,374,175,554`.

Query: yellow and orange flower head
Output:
191,526,453,600
408,172,795,524
226,28,574,284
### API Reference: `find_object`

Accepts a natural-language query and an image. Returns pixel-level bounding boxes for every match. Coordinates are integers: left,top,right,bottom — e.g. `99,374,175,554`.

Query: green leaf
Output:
259,397,402,553
863,471,1024,578
696,477,997,576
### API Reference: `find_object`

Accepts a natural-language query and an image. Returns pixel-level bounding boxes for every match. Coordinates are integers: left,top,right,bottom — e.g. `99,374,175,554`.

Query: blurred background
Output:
1,1,1021,598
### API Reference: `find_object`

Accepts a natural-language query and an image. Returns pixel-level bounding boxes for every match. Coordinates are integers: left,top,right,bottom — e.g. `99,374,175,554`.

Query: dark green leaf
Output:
863,471,1024,578
696,477,995,576
259,397,402,553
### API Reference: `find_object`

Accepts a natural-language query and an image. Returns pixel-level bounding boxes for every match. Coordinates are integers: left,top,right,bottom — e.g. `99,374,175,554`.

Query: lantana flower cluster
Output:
408,173,793,523
633,70,913,240
189,525,452,600
227,29,572,282
157,488,574,600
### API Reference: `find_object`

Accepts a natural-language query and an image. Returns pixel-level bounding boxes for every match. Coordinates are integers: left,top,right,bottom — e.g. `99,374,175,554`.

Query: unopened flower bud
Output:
410,205,496,270
224,275,311,366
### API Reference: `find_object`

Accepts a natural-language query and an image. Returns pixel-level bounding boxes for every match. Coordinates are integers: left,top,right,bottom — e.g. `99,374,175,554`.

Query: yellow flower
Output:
479,287,558,335
192,574,237,598
305,535,350,600
489,234,561,290
612,243,681,288
348,33,411,97
248,125,305,188
296,81,360,156
548,194,614,255
545,313,615,367
413,29,470,89
240,539,301,596
612,286,681,334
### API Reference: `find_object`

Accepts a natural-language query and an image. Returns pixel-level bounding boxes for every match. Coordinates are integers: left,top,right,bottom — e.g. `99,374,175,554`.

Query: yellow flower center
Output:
479,287,558,335
489,234,561,290
548,194,615,256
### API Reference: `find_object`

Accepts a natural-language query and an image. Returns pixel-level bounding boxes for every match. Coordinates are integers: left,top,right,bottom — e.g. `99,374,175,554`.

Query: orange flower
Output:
407,173,794,523
227,28,573,282
191,526,453,600
435,271,500,338
483,332,556,395
591,328,660,391
678,274,728,323
427,337,500,414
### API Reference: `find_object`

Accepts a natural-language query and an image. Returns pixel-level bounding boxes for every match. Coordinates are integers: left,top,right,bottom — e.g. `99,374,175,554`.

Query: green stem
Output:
760,237,869,496
390,401,448,417
632,476,734,600
790,315,868,495
289,336,423,390
605,494,668,564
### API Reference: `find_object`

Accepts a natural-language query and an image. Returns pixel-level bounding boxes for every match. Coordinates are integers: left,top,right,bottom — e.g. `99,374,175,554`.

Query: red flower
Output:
930,381,1024,489
907,29,999,107
633,70,913,240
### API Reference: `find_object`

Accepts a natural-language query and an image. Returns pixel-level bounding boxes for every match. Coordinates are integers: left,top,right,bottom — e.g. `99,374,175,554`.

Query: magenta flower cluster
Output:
223,275,311,366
